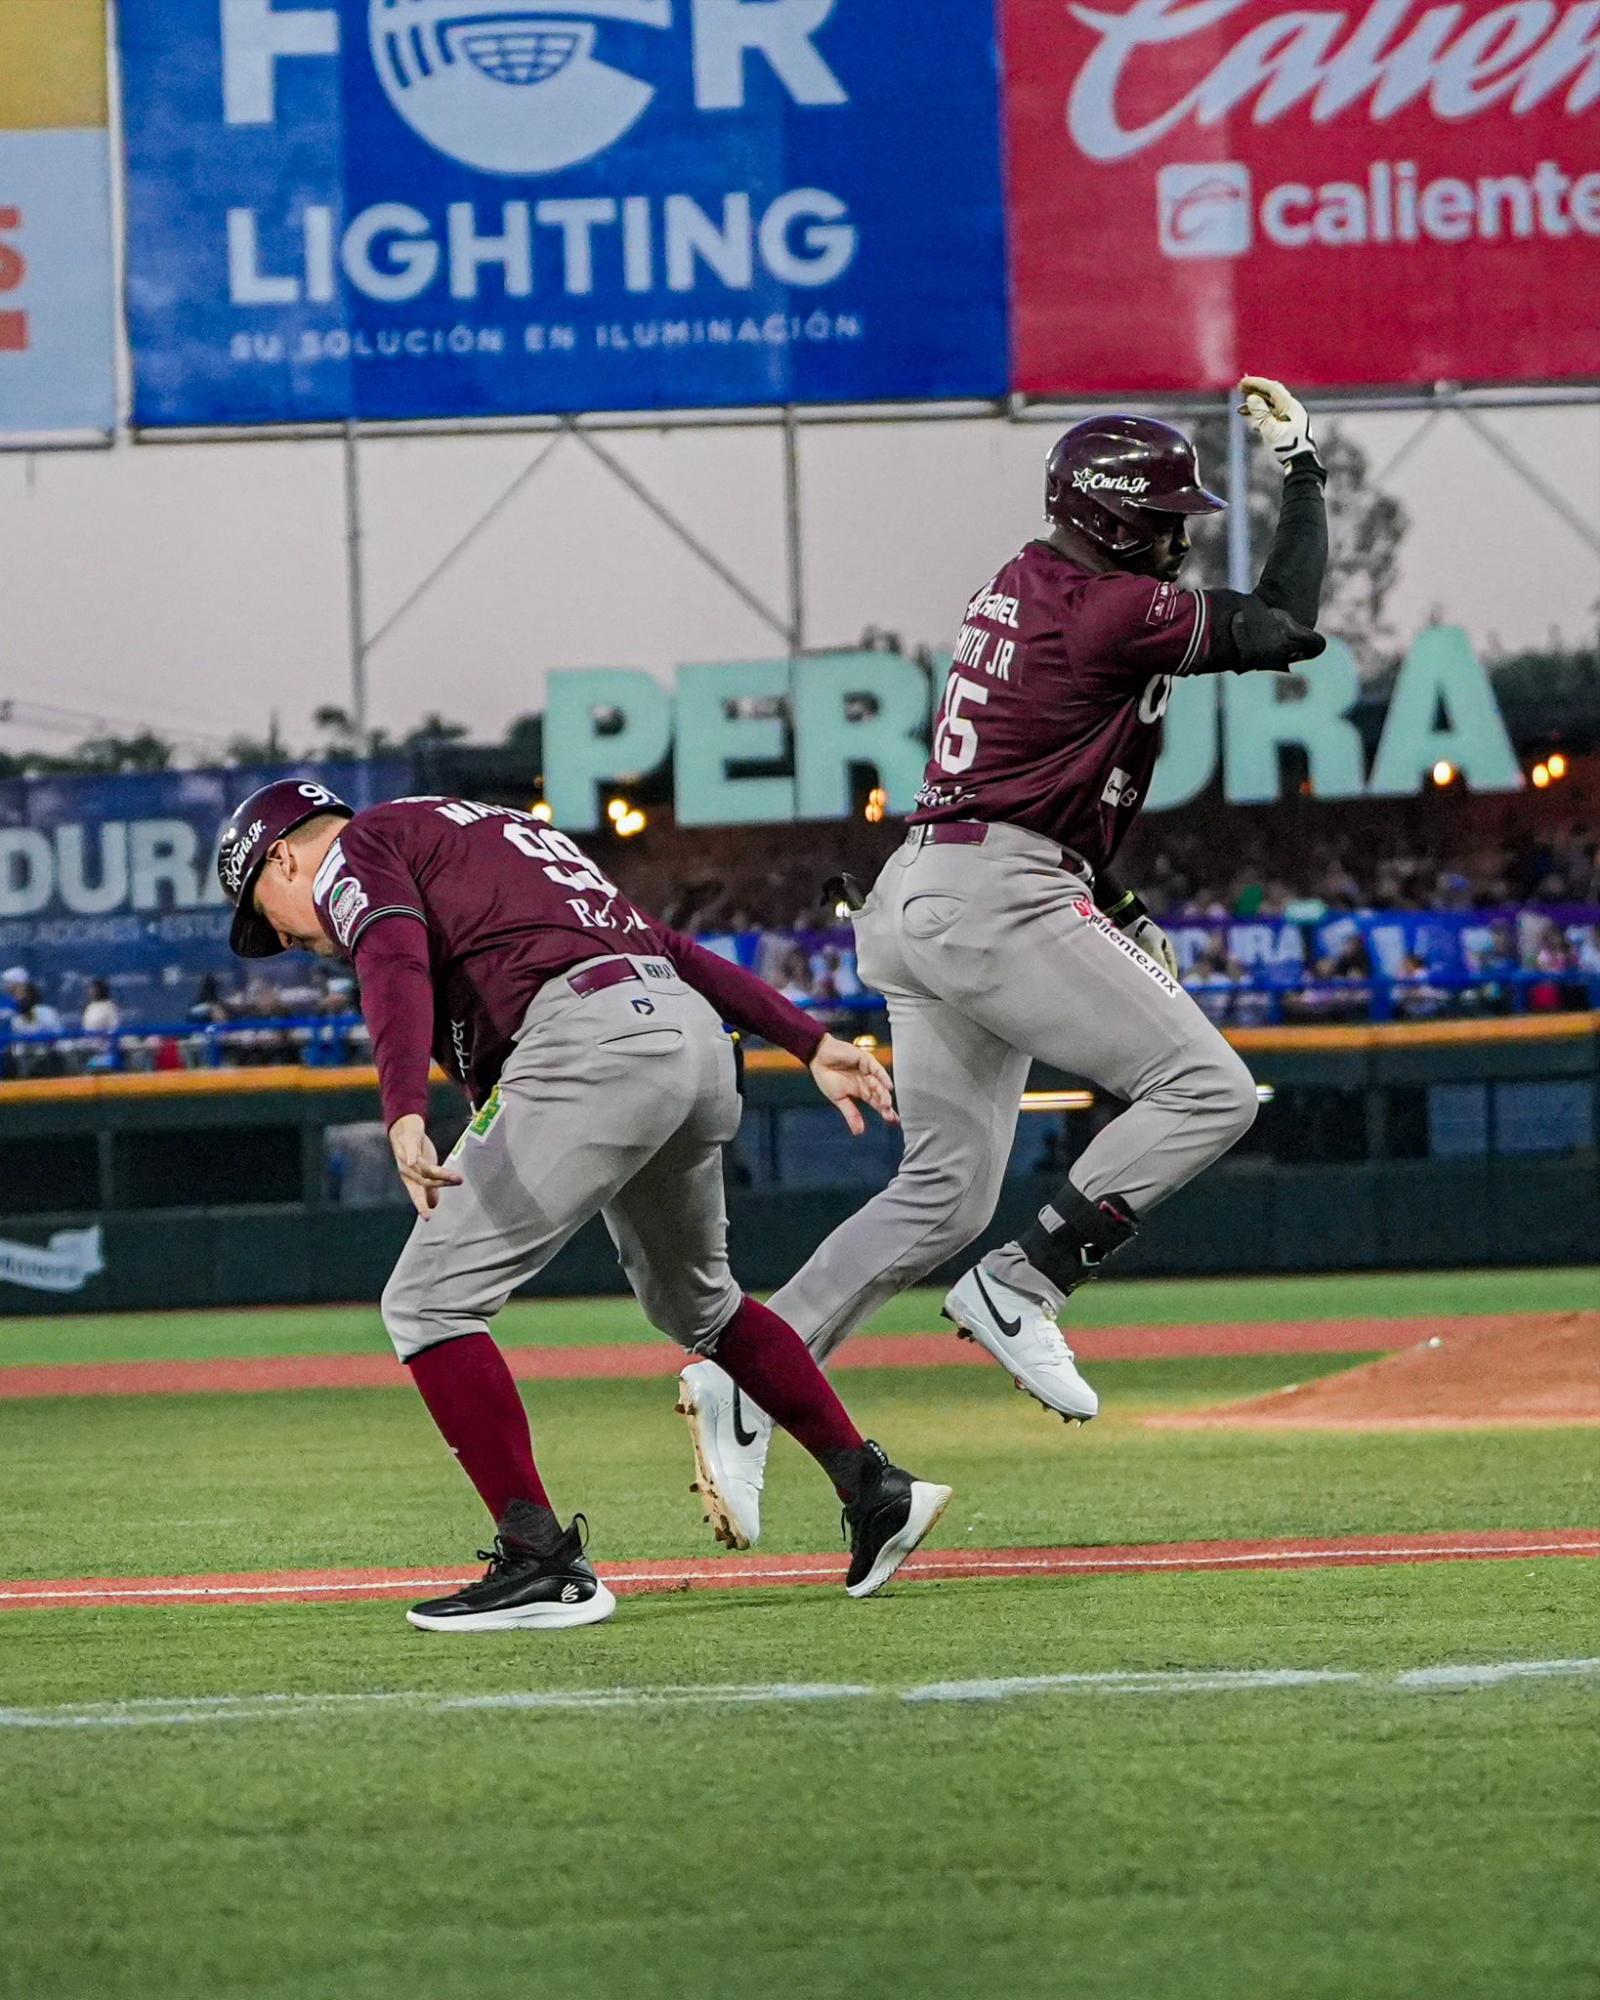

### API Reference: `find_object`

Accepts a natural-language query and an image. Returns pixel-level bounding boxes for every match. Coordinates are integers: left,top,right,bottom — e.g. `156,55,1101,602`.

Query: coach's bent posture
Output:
681,377,1331,1547
217,786,950,1628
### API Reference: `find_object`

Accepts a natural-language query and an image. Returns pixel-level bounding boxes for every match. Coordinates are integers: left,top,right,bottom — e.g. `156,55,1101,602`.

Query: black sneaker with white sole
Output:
407,1507,618,1633
842,1441,953,1600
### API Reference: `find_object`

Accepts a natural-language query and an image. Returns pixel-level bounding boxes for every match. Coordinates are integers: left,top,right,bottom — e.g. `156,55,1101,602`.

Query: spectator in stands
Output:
810,945,865,1004
1532,922,1578,975
2,966,31,1020
1229,867,1268,917
1392,952,1448,1020
1528,922,1587,1013
3,977,66,1078
189,972,230,1024
775,946,815,1008
1183,947,1239,1024
10,979,63,1036
80,979,121,1034
1284,936,1373,1023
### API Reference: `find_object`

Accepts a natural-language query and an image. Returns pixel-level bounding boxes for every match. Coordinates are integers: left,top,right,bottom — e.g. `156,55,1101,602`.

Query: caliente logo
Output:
1065,0,1600,162
370,0,672,175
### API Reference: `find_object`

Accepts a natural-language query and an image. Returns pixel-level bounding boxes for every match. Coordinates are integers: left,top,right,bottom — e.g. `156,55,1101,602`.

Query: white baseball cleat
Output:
942,1266,1100,1423
675,1359,772,1550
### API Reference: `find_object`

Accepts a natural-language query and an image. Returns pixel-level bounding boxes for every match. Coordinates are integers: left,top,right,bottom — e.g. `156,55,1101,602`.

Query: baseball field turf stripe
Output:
4,1529,1595,1610
3,1658,1596,1730
0,1319,1458,1399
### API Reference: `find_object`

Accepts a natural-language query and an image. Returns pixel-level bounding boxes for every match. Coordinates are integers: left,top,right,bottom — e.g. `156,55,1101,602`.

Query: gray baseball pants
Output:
381,957,742,1362
769,824,1258,1360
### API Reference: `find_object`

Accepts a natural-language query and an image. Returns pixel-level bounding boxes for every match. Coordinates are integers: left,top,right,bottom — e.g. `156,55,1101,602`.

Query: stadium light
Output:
1531,763,1551,789
607,797,630,823
1547,752,1568,780
863,786,887,824
615,809,647,837
1431,760,1455,786
530,801,554,823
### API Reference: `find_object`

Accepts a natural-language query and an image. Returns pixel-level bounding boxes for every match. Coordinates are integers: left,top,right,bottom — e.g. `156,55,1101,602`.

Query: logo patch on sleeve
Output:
1146,582,1178,625
327,876,370,947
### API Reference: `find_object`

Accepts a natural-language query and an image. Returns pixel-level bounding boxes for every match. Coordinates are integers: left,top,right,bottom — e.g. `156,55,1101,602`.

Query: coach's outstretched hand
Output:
809,1033,898,1136
389,1111,465,1219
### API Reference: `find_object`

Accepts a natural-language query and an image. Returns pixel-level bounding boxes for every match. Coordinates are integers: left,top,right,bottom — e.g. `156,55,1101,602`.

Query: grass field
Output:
4,1263,1595,1366
3,1270,1597,1999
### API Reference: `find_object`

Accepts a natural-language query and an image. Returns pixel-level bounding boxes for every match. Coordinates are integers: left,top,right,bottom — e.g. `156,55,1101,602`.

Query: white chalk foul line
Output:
5,1538,1596,1606
1,1659,1595,1731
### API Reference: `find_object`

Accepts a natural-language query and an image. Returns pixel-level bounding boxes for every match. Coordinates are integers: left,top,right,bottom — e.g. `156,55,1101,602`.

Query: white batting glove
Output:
1238,375,1321,474
1125,912,1181,981
1103,889,1181,981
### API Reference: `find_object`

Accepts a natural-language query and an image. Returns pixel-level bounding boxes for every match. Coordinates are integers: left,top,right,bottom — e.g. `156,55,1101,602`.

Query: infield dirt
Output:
1154,1312,1600,1430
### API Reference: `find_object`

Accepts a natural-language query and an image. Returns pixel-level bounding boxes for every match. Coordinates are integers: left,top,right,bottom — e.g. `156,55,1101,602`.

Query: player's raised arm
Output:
1200,375,1330,673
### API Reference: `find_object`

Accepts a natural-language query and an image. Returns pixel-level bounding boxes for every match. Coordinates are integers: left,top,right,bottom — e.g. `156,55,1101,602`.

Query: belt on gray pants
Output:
564,954,675,998
906,819,1094,882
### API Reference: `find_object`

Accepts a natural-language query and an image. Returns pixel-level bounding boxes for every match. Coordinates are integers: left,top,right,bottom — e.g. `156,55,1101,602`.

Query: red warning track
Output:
0,1313,1542,1402
4,1528,1593,1611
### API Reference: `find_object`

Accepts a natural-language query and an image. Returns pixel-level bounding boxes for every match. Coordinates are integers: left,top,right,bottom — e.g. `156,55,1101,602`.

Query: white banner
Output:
0,1225,105,1294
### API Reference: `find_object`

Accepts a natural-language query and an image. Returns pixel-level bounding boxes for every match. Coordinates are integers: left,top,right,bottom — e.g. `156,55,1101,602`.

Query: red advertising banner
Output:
1003,0,1600,394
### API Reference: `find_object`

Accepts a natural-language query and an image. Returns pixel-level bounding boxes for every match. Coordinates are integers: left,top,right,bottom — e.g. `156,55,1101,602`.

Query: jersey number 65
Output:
932,676,990,775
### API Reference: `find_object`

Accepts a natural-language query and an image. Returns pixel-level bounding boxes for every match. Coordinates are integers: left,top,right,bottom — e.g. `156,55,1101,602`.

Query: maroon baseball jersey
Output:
912,541,1218,871
311,796,822,1124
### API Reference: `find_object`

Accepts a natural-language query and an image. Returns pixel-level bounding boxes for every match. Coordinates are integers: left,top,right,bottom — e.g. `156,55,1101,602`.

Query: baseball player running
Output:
678,378,1329,1549
216,785,951,1628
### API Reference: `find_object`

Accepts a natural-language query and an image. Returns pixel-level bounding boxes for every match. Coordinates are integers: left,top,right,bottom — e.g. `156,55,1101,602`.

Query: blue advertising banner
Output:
118,0,1009,426
0,761,409,1015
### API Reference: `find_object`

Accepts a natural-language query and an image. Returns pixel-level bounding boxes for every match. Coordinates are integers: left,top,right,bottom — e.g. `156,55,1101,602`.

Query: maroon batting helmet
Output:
218,778,353,958
1045,416,1225,561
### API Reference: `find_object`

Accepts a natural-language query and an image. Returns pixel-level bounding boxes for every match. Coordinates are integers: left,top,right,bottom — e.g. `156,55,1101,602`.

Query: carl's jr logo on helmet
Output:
221,820,267,895
1071,469,1152,495
1157,164,1253,258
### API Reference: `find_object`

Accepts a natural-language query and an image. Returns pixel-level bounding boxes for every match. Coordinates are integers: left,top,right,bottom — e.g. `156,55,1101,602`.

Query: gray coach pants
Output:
382,958,743,1362
769,826,1258,1360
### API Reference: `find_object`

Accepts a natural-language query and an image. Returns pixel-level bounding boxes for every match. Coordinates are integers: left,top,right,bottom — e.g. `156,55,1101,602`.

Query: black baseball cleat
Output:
407,1505,617,1633
842,1442,953,1600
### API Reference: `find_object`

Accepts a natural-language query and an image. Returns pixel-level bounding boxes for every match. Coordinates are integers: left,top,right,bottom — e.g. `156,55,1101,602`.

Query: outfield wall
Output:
2,1017,1595,1312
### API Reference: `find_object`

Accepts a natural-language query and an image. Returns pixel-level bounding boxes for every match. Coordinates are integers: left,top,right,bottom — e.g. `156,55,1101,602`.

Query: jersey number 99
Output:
504,822,618,897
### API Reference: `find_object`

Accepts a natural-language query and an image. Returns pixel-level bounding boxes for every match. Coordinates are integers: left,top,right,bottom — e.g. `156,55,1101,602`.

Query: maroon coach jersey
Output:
912,540,1218,872
312,797,668,1105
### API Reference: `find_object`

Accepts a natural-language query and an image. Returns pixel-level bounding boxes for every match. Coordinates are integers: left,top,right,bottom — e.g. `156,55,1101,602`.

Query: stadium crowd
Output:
642,822,1599,938
1,821,1595,1076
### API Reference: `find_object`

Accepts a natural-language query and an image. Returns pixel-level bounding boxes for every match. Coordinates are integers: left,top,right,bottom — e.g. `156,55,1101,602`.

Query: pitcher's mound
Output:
1151,1311,1600,1431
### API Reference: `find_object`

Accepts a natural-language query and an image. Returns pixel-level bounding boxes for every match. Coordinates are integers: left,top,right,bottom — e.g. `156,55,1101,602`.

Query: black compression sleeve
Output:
1193,589,1247,672
1188,589,1326,675
1254,459,1328,628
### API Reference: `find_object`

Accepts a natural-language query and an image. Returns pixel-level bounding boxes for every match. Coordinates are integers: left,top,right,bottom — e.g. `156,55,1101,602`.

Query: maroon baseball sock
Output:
409,1333,552,1524
713,1296,867,1501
